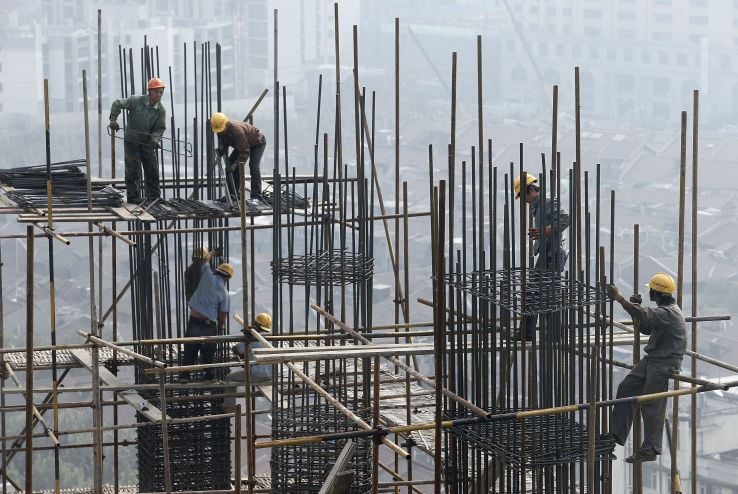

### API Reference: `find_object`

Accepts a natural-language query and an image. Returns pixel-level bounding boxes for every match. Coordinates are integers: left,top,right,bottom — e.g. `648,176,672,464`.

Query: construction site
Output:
1,2,738,493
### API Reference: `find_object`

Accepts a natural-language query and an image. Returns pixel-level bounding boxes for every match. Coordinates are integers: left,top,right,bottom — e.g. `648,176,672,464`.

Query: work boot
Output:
598,432,624,446
127,196,144,204
626,447,658,463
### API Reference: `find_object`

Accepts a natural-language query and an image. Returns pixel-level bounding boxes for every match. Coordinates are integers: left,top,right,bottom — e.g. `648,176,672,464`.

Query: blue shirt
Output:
189,263,230,322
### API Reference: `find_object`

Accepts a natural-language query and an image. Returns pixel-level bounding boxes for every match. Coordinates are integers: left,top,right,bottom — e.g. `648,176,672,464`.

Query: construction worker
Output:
222,313,274,411
210,112,267,202
181,248,234,382
514,173,570,339
184,246,215,302
109,77,167,204
604,273,686,463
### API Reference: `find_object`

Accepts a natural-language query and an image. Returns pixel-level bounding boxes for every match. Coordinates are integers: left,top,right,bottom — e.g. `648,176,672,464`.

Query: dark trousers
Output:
227,139,267,199
182,317,217,379
522,251,567,338
124,141,160,201
611,356,681,453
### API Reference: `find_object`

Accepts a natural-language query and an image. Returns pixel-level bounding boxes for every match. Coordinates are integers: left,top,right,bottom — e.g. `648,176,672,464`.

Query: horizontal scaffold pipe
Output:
233,314,410,459
78,331,166,368
255,379,735,450
312,304,491,419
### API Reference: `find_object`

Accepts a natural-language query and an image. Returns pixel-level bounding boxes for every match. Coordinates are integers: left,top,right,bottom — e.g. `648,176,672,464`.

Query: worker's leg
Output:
141,144,160,199
640,358,680,454
200,342,216,380
227,164,240,198
611,358,648,444
124,143,142,203
248,139,266,198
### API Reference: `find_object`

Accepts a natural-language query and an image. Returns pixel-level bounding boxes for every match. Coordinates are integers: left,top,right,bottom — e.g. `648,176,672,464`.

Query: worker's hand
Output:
629,294,643,304
151,139,161,150
606,284,620,300
216,146,226,157
109,120,120,132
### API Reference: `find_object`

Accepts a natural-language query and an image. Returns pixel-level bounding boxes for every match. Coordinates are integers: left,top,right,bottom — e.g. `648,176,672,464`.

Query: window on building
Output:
642,51,652,63
584,27,600,36
563,7,572,16
654,13,672,23
689,0,708,7
556,43,565,56
677,52,687,66
573,45,582,58
653,76,671,93
618,29,637,39
617,74,635,92
654,32,671,42
589,47,599,60
624,48,634,61
689,15,708,25
659,51,669,64
618,10,637,21
584,9,602,18
643,467,659,490
607,48,616,60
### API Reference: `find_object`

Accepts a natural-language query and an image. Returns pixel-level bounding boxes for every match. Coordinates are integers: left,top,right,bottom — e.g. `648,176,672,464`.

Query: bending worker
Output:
604,273,686,463
223,313,273,411
210,112,267,202
181,248,234,382
109,77,167,204
514,172,570,340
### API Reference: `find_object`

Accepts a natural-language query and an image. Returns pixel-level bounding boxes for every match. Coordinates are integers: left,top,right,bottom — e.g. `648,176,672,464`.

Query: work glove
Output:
606,284,620,299
109,120,120,131
151,139,161,150
216,146,226,157
629,294,643,304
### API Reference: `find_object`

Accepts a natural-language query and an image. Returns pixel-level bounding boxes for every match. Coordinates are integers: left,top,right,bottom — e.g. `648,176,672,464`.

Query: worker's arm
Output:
149,106,166,148
231,127,252,166
109,97,131,122
608,286,652,335
218,310,228,331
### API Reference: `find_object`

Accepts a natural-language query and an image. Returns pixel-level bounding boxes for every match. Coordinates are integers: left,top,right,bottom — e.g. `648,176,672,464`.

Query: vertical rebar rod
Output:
0,237,5,494
477,36,485,260
690,89,699,494
158,372,172,493
633,224,643,494
574,67,582,273
24,226,33,494
235,404,242,494
672,110,688,493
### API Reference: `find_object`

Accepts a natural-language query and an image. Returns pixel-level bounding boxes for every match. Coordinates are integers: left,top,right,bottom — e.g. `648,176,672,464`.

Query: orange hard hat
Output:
147,77,166,90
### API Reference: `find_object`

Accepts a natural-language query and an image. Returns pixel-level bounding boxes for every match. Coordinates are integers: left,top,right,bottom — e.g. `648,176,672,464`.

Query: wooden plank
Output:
70,349,168,422
318,440,357,494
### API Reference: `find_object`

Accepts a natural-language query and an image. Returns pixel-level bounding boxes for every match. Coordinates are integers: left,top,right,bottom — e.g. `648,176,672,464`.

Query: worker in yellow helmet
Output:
109,77,167,204
513,172,570,341
211,112,267,202
181,247,234,382
603,273,686,463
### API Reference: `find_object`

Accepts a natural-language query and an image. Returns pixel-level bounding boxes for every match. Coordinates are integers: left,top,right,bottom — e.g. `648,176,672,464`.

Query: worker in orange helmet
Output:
109,77,167,204
603,273,686,463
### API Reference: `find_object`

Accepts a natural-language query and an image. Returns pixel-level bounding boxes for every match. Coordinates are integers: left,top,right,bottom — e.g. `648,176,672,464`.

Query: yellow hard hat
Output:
192,246,208,259
210,112,228,133
215,262,234,278
514,173,538,198
646,272,676,294
147,77,166,90
254,312,272,332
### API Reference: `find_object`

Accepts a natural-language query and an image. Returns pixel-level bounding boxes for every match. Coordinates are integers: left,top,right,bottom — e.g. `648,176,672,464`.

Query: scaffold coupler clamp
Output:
373,424,390,444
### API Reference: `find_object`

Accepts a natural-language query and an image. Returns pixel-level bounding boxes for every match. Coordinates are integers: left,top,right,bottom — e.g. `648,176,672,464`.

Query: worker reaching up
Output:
109,77,167,204
514,173,570,340
184,245,216,302
180,247,234,383
603,273,686,463
210,112,267,202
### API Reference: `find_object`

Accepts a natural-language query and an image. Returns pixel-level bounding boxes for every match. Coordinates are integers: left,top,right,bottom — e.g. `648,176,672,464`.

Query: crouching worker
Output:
223,313,273,412
602,273,686,463
180,248,234,382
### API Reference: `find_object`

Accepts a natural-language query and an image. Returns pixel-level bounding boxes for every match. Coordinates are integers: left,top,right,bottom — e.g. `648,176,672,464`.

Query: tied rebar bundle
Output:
446,410,614,470
0,160,123,208
444,267,608,315
271,403,373,493
261,183,309,210
137,384,230,492
271,250,374,286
